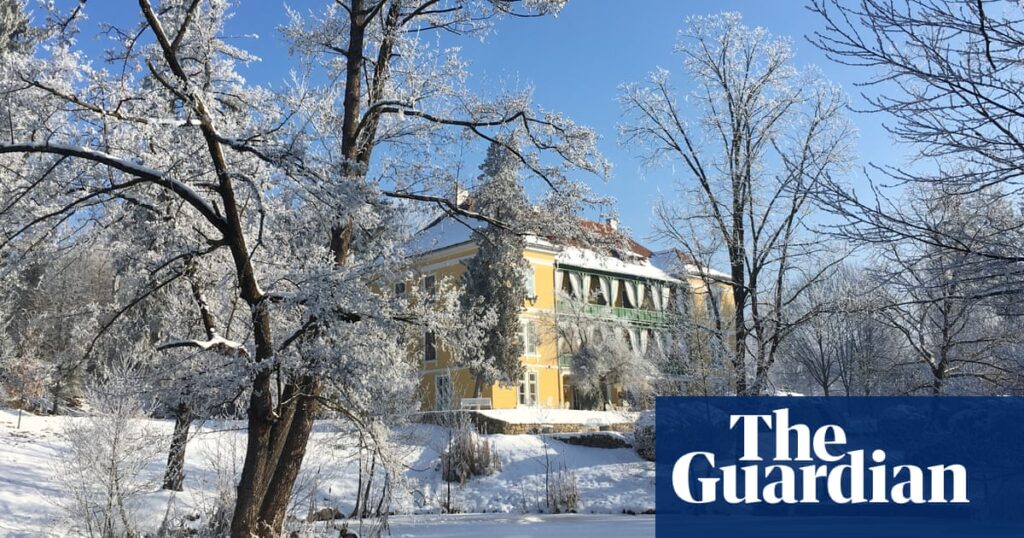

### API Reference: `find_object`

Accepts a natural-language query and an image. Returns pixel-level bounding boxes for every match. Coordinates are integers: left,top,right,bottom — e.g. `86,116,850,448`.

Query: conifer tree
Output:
0,0,32,54
460,141,531,397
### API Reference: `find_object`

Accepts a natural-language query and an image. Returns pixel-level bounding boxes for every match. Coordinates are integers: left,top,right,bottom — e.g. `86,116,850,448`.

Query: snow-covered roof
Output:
649,249,731,281
403,214,728,284
555,246,680,283
402,214,483,256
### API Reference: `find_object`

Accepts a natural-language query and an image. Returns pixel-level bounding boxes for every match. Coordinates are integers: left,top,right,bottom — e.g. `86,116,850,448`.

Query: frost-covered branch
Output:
0,143,228,234
157,334,249,357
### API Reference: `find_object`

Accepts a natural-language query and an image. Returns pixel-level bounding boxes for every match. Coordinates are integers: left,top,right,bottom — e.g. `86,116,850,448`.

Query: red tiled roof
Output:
655,247,696,266
577,219,653,258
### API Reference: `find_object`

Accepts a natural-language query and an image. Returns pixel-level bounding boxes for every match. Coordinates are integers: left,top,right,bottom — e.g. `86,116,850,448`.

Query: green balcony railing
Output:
555,301,668,326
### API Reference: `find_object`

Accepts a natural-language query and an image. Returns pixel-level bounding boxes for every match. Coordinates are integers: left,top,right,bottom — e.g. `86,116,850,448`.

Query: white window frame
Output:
518,370,538,407
394,281,406,298
521,319,539,357
523,265,537,301
422,274,436,297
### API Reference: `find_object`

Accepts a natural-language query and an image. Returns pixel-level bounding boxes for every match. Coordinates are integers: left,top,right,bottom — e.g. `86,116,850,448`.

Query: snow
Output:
476,408,637,426
0,413,65,537
402,215,482,256
157,334,246,352
401,215,741,296
0,409,654,536
402,215,692,290
557,246,680,283
649,249,730,281
388,513,654,537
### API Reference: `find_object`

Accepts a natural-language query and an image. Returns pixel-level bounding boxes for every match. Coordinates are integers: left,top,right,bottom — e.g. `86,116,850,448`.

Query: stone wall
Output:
552,431,633,449
469,412,634,435
415,410,635,436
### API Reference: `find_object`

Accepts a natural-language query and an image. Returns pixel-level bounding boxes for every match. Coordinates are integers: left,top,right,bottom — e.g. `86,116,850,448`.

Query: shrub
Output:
634,410,655,461
191,429,246,536
544,460,578,514
441,413,500,484
54,372,162,537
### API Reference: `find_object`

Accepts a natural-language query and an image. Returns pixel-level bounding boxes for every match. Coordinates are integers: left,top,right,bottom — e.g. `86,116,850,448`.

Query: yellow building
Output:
402,211,731,411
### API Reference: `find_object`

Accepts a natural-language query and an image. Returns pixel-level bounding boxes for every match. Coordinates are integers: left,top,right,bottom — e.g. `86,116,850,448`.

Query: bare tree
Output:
2,248,114,412
871,188,1020,394
621,12,854,395
548,299,657,410
650,269,733,397
809,0,1024,299
776,263,903,396
805,0,1024,395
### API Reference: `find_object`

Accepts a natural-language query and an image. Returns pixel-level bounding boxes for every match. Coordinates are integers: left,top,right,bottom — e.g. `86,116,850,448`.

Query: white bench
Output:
460,397,492,410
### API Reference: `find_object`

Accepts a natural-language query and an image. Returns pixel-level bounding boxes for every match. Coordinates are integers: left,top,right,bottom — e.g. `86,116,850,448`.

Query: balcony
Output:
555,301,668,326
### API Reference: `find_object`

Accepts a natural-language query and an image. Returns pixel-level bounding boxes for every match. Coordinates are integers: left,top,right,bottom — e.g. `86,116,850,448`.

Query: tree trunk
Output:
50,381,60,415
230,0,389,532
731,279,748,395
931,363,947,395
230,303,278,538
162,403,193,491
256,377,322,535
357,452,377,519
472,375,484,399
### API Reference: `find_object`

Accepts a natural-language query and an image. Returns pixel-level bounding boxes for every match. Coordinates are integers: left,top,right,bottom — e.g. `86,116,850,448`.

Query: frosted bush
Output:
441,413,500,484
634,410,655,461
53,372,163,537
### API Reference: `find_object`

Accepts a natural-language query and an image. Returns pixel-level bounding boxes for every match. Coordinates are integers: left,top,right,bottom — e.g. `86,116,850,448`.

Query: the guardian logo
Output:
673,408,969,505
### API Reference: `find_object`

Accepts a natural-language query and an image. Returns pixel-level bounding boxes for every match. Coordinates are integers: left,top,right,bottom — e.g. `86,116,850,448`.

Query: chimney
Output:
606,217,619,231
453,185,470,208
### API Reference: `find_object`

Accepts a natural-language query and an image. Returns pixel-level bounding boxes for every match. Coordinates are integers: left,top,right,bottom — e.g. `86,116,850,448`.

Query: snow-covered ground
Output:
388,513,654,537
0,409,654,536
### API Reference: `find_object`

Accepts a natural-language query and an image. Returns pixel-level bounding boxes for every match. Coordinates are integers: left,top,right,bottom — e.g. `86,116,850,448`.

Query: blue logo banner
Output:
655,397,1024,537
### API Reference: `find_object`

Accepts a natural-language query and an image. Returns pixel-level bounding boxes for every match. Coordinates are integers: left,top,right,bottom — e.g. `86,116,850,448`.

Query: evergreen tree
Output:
460,141,531,397
0,0,32,54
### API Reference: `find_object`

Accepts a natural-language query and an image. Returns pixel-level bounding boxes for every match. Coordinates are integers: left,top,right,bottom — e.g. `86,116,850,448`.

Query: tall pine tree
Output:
0,0,32,54
460,140,531,397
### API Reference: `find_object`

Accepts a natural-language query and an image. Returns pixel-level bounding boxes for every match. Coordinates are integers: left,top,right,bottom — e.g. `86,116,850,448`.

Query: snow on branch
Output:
0,143,228,234
157,335,249,357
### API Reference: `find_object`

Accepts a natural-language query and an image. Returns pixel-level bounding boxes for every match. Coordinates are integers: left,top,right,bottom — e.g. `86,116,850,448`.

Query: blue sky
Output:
60,0,901,249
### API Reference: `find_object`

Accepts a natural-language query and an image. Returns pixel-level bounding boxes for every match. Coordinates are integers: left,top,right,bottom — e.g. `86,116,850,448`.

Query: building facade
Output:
403,214,730,411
